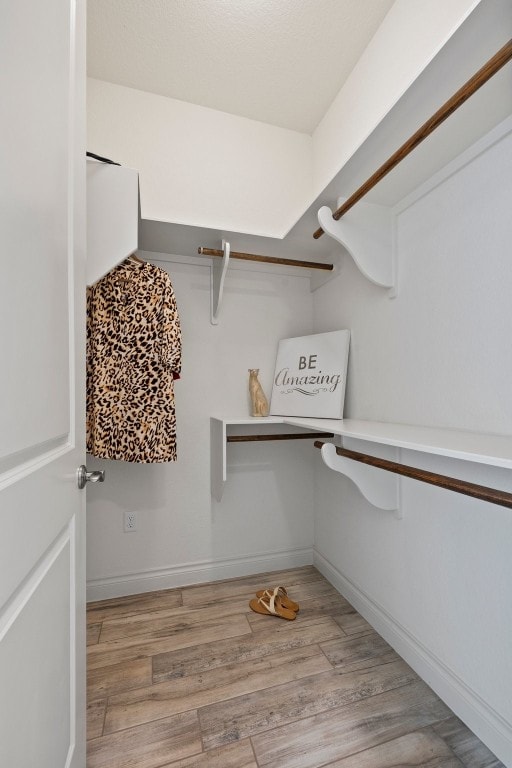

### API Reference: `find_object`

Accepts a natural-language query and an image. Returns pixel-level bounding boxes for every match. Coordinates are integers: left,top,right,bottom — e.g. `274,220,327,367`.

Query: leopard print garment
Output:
86,258,182,462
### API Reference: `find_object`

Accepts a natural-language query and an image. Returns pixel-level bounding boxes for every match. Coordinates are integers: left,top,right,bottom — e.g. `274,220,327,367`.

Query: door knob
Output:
77,465,105,490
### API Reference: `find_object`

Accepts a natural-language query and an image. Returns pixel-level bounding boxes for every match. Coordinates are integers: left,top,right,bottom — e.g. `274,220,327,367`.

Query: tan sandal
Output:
255,586,299,613
249,592,296,620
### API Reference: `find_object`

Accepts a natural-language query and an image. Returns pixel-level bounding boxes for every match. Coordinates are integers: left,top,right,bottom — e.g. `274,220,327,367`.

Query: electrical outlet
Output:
124,511,137,532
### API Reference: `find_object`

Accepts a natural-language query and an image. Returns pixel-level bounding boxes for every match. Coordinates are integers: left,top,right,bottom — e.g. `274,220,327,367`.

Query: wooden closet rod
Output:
228,432,334,443
198,247,333,272
313,38,512,239
314,441,512,509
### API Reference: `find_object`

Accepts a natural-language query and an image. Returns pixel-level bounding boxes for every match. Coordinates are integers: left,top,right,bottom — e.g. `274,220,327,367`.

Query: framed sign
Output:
269,330,350,418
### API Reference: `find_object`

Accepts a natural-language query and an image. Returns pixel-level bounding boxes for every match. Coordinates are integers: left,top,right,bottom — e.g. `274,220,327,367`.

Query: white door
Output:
0,1,87,767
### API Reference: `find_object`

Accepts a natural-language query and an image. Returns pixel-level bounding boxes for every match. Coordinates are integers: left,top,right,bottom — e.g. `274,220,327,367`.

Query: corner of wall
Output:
87,77,313,238
311,0,480,197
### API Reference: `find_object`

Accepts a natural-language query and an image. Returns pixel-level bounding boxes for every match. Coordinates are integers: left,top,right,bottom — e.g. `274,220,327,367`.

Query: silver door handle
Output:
77,465,105,490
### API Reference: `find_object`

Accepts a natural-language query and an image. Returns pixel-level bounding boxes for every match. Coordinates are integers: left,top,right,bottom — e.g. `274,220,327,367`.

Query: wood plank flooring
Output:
86,566,504,768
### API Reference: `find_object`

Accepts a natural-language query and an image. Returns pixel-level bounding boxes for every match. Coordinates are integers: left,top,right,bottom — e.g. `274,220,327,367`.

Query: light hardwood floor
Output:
86,566,504,768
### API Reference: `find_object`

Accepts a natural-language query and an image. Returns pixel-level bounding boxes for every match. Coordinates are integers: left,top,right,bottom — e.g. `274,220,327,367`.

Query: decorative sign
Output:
270,330,350,418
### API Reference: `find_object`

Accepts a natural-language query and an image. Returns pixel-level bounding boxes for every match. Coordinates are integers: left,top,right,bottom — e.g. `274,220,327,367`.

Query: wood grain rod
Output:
314,441,512,509
313,38,512,239
228,432,334,443
198,247,333,271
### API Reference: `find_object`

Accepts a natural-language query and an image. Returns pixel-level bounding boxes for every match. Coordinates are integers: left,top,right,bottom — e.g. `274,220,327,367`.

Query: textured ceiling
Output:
87,0,395,134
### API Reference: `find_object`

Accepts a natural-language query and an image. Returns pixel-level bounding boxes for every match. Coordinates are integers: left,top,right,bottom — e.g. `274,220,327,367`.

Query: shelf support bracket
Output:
211,239,230,324
319,441,401,514
317,200,397,297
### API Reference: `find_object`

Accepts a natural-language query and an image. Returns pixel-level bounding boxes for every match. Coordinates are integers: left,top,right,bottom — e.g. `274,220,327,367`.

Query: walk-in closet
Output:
2,1,511,767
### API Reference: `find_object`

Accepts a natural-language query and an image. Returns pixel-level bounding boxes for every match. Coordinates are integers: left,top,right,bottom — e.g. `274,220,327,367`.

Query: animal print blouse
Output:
86,258,182,462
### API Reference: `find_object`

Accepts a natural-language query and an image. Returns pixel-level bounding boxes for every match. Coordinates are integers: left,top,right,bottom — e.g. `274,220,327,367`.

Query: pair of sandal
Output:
249,586,300,621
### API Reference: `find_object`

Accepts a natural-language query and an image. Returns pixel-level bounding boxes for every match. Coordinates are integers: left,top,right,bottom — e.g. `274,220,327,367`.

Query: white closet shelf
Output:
289,418,512,469
211,416,331,502
315,31,512,296
86,159,139,286
204,240,339,323
211,416,512,504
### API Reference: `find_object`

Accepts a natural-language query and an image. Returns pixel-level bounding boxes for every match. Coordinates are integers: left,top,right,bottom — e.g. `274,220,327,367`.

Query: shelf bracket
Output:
211,239,230,324
317,199,397,297
319,440,401,514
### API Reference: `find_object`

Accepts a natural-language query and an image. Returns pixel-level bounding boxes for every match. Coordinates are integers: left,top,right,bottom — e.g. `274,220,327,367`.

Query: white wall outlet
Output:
123,511,137,532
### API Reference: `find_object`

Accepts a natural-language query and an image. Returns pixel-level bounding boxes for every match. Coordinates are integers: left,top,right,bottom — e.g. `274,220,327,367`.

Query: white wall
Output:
312,123,512,764
86,2,478,239
87,78,312,238
86,260,315,598
85,1,511,759
311,0,479,197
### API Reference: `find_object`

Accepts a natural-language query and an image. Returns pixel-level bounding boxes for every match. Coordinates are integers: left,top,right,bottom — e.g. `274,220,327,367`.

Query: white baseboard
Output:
86,547,313,602
314,549,512,768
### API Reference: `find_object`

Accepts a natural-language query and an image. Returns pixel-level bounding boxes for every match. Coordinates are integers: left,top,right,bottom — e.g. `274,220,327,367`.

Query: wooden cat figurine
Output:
248,369,269,417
